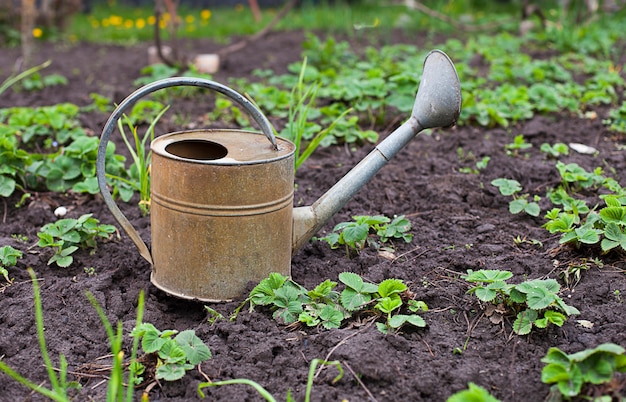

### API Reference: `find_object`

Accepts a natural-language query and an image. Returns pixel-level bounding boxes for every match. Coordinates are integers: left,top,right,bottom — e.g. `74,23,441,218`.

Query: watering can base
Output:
150,272,233,303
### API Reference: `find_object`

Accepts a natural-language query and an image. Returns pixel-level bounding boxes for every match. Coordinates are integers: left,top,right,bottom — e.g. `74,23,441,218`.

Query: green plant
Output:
280,57,352,171
504,134,532,156
541,343,626,399
540,142,569,158
197,358,343,402
19,72,68,91
0,268,81,401
37,213,117,267
462,269,580,335
130,324,211,382
246,272,427,334
447,382,501,402
318,214,413,255
544,194,626,253
0,245,22,283
491,178,540,217
85,289,145,402
0,60,52,96
113,103,169,215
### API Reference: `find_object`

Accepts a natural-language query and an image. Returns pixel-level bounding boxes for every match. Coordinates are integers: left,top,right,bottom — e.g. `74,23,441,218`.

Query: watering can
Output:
96,49,461,302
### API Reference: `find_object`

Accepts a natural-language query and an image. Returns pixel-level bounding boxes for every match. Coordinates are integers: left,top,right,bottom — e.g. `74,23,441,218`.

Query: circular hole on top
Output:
165,140,228,160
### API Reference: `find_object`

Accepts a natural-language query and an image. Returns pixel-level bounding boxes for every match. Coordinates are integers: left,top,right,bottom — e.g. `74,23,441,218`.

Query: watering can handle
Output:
95,77,277,265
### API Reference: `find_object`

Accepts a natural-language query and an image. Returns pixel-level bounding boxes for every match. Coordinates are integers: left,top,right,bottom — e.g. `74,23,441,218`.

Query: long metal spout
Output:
292,49,462,254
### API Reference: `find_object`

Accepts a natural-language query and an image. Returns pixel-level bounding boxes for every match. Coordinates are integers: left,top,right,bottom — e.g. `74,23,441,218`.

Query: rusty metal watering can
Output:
96,49,461,302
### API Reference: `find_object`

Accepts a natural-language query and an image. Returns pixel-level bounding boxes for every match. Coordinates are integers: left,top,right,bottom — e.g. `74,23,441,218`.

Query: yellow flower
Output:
136,18,146,29
185,15,194,24
147,15,156,25
124,19,133,28
235,4,243,12
32,27,43,38
109,15,123,26
200,9,211,20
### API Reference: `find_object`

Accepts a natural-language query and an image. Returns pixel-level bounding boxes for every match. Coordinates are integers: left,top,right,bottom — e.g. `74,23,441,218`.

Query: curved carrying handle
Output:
96,77,277,265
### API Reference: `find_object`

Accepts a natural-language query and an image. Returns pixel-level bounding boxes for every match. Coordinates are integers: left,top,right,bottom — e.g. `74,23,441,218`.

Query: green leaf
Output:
340,287,371,311
557,364,583,397
543,310,566,327
525,286,557,310
472,286,497,302
338,272,364,291
375,322,388,334
175,330,212,365
319,305,343,329
491,178,522,196
463,269,513,283
541,363,570,384
601,222,626,251
377,279,407,297
509,198,527,214
403,314,426,328
524,202,541,217
249,272,288,306
375,296,402,314
141,328,165,354
308,279,338,300
0,175,16,197
542,347,571,366
155,363,186,381
159,340,187,364
513,309,537,335
575,226,601,244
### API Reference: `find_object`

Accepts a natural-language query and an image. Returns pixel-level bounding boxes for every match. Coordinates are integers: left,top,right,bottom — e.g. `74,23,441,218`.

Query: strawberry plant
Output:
540,142,569,158
504,134,532,156
541,343,626,399
130,324,212,382
491,178,540,217
0,245,22,283
37,214,117,267
246,272,427,334
317,214,412,254
462,269,579,335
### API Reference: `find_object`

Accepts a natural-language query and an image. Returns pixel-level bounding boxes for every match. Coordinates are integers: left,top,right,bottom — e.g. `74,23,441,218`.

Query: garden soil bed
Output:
1,30,625,401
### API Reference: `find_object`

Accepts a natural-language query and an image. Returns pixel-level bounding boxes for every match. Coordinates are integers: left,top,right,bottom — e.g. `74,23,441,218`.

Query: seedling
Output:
504,134,532,156
541,343,626,399
113,103,169,215
540,142,569,158
318,214,413,255
130,324,212,382
0,245,22,283
491,178,540,217
281,57,352,171
37,214,117,267
462,269,579,335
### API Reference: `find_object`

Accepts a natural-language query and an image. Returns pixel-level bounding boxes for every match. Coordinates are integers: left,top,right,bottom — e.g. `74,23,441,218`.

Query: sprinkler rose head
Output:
411,50,462,130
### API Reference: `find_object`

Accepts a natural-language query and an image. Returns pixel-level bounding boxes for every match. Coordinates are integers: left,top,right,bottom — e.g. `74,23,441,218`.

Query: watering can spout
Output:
292,49,461,254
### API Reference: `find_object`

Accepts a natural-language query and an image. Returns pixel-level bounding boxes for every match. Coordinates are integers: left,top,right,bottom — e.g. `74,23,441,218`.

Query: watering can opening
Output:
165,139,228,161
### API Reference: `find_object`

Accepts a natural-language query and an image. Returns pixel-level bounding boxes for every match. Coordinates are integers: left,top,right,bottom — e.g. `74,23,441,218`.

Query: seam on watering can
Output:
151,191,294,217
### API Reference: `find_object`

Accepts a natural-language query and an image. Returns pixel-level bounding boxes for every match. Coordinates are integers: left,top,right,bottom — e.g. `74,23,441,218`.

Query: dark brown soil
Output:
1,30,625,402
